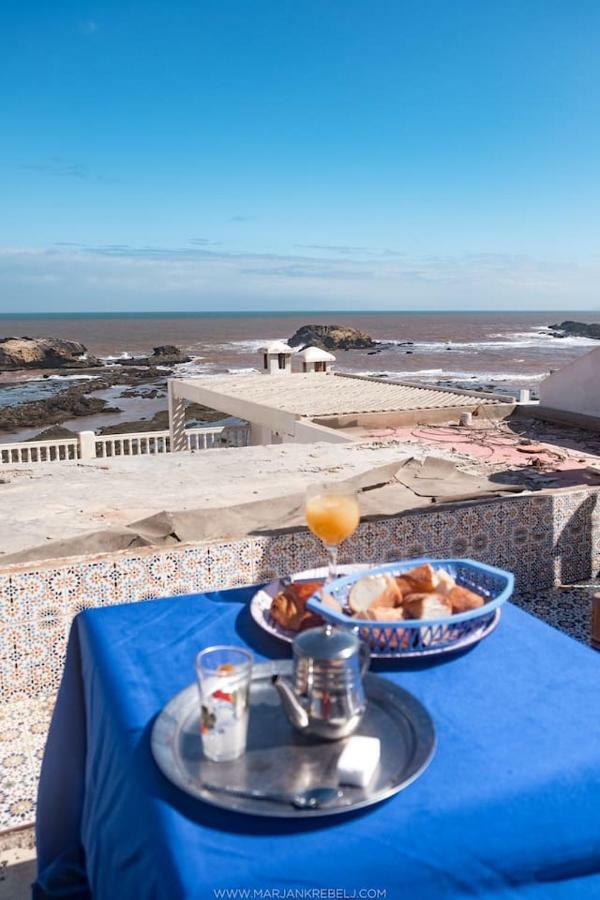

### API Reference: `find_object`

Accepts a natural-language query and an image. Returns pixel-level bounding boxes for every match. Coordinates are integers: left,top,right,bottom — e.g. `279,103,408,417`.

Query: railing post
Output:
78,431,97,461
168,380,187,452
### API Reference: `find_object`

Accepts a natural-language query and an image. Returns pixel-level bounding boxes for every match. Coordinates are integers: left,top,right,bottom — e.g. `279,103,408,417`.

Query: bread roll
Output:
366,606,405,622
403,592,451,621
433,569,456,595
348,573,402,614
395,576,414,600
403,563,437,593
447,585,484,612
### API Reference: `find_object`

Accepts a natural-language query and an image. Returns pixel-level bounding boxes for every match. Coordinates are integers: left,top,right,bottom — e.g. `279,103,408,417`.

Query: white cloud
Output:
0,244,598,311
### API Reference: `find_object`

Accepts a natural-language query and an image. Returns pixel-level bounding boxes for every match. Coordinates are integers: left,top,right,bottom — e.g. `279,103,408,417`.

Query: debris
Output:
516,444,548,454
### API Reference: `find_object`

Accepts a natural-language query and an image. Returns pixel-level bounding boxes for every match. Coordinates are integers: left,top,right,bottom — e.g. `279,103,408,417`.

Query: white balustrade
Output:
0,425,249,465
0,438,79,465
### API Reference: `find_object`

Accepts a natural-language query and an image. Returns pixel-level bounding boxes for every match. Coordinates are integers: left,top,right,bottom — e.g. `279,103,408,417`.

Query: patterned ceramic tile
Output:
252,531,325,582
199,540,255,590
0,695,54,832
514,579,598,646
113,554,164,604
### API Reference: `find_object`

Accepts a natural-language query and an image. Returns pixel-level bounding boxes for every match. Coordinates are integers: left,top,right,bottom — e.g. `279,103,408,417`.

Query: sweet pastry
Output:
270,581,324,632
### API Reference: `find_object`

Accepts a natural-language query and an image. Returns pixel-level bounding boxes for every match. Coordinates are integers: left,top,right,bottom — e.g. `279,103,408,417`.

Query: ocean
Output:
1,311,599,396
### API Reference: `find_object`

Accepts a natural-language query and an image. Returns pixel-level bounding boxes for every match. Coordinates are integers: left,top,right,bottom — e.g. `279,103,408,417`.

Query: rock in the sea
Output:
118,345,192,366
0,336,102,370
548,321,600,340
289,324,375,350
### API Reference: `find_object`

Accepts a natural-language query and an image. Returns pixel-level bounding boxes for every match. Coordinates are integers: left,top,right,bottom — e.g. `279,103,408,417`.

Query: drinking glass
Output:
195,645,253,762
305,482,360,581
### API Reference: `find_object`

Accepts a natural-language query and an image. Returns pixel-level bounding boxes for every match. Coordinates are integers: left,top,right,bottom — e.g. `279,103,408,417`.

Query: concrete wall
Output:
539,347,600,418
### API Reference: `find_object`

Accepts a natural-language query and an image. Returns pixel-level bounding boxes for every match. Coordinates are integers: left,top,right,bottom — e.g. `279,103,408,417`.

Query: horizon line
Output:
0,309,594,317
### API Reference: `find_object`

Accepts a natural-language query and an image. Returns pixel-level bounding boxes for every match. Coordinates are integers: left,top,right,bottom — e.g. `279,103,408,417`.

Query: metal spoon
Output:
202,782,343,810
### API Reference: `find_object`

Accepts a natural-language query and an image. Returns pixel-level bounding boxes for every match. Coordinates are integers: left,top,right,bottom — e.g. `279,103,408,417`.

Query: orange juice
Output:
305,494,360,545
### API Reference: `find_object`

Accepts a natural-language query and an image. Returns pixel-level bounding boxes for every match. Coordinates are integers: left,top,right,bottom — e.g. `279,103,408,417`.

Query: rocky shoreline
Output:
0,339,202,436
1,330,380,437
0,368,159,434
0,320,594,438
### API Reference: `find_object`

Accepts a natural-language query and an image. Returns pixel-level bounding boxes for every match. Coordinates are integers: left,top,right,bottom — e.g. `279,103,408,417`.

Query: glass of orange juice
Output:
305,483,360,581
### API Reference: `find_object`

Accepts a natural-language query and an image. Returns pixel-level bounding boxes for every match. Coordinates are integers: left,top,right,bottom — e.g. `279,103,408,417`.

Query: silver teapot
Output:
273,625,370,741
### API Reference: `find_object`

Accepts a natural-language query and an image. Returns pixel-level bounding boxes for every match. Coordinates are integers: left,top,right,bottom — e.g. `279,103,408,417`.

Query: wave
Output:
378,327,599,352
29,373,100,382
354,368,547,384
216,339,284,353
488,328,599,347
172,359,219,376
99,351,135,361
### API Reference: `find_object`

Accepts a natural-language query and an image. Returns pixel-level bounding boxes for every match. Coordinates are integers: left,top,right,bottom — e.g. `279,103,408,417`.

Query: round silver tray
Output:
250,569,501,659
151,660,436,818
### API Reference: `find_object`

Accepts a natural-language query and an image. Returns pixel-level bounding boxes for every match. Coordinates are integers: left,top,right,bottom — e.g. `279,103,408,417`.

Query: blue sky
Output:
1,0,599,311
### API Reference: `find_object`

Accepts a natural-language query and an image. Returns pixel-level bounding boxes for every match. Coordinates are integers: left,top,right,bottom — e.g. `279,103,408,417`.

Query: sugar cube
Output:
337,735,381,787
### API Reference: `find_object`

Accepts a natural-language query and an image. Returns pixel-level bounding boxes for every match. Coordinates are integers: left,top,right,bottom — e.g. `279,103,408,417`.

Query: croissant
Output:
270,581,324,632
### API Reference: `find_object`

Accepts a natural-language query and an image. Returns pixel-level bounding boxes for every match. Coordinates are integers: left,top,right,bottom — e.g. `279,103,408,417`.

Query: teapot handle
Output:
359,640,370,676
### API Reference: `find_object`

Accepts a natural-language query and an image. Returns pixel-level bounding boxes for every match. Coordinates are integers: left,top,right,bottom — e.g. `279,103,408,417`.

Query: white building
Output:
539,346,600,420
260,341,295,375
298,346,336,373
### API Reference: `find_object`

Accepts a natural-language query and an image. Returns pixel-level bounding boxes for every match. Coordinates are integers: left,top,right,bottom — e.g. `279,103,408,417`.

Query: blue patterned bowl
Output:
306,558,514,658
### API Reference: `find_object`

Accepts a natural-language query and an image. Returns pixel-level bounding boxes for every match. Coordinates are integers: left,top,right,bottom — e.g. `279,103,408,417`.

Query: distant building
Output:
539,347,600,420
260,341,295,376
298,346,336,374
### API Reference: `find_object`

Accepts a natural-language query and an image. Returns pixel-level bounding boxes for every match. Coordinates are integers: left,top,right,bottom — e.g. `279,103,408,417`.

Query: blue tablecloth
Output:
35,588,600,899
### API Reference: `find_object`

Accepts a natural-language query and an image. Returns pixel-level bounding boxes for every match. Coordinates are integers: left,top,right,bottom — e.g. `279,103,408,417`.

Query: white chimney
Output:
298,346,336,374
260,341,295,375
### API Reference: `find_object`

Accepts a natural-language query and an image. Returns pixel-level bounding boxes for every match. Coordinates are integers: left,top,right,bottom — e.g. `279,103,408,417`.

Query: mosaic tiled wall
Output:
0,487,599,705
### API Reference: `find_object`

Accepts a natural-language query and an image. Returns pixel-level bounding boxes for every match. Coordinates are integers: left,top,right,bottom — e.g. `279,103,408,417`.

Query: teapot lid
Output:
294,625,359,660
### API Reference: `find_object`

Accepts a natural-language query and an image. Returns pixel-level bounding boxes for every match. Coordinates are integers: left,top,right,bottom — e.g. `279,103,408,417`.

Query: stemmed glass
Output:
304,483,360,582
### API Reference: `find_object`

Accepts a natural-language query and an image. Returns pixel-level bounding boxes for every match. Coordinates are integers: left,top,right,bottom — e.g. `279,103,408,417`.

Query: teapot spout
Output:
272,675,309,731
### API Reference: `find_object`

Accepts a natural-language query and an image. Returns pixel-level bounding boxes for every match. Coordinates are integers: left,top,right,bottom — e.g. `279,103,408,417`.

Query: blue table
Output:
35,588,600,899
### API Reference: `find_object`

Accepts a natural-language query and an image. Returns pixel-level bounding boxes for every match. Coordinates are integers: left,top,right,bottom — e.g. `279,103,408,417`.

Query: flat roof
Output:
174,373,507,418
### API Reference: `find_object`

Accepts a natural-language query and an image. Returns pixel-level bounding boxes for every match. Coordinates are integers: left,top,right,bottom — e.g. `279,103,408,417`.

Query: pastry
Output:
270,581,324,632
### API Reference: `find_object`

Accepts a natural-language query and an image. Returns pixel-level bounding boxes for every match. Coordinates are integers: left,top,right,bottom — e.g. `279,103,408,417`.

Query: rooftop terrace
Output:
173,372,508,418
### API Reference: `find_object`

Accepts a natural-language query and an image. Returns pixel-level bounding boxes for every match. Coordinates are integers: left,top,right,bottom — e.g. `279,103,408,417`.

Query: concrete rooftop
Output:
0,441,426,559
174,373,507,418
